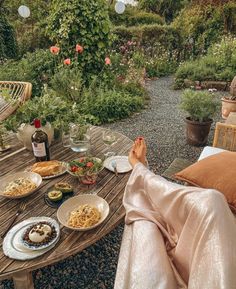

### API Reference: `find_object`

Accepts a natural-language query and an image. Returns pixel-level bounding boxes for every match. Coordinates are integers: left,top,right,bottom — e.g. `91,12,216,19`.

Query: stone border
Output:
183,79,231,91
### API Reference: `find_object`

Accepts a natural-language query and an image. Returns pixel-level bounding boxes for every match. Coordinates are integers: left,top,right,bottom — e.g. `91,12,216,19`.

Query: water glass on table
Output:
102,129,117,158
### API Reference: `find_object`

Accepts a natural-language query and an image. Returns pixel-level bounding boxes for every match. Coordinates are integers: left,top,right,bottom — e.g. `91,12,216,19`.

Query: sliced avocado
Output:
48,190,63,202
54,182,73,194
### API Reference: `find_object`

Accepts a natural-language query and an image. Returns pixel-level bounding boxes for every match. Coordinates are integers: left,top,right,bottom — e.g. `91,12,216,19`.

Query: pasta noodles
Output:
3,178,37,196
68,204,101,228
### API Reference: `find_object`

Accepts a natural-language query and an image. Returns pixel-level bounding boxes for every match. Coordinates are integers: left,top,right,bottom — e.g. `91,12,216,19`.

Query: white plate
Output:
0,172,42,199
3,217,60,260
26,162,67,180
103,156,132,173
57,194,110,231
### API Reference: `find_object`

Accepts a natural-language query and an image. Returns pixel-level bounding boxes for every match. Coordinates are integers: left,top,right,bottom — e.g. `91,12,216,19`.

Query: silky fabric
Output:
114,163,236,289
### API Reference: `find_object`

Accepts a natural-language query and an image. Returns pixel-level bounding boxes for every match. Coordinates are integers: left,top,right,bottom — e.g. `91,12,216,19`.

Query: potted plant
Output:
3,87,87,150
180,89,219,146
221,76,236,119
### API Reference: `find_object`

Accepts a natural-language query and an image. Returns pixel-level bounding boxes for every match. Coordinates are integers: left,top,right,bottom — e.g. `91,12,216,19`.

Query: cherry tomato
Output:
71,165,78,172
86,162,94,168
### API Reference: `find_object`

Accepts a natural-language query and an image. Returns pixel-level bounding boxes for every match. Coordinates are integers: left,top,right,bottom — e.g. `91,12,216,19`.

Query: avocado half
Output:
54,182,73,194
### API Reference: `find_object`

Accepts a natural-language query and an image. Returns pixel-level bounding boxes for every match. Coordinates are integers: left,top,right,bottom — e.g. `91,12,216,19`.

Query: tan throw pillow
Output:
175,152,236,211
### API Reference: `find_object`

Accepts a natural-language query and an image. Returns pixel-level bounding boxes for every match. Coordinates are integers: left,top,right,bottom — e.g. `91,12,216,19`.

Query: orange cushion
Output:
175,152,236,211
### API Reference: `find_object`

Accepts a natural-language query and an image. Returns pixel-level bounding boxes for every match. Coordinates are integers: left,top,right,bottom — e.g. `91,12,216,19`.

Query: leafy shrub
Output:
180,89,219,122
109,6,164,26
47,0,112,79
50,67,83,103
175,36,236,87
0,49,55,96
0,13,18,60
172,2,236,59
138,0,186,22
81,88,144,124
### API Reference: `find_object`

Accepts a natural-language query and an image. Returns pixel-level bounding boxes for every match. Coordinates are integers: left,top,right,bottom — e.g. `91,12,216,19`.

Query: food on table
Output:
31,160,62,177
31,119,50,162
22,221,57,247
47,190,63,202
3,178,37,196
68,204,101,228
54,182,73,194
68,157,103,176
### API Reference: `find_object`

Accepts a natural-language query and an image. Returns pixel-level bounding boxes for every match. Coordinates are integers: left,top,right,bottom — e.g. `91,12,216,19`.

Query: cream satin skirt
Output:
114,163,236,289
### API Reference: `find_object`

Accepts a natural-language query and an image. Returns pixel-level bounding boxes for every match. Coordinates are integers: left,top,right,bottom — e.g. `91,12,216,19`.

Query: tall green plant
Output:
46,0,112,78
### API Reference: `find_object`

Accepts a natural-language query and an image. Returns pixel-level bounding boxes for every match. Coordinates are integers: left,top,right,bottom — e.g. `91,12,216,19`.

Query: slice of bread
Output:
31,160,62,177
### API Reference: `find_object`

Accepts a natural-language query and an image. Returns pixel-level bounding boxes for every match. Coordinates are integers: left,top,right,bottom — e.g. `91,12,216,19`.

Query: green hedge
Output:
113,24,181,51
0,14,18,60
109,6,164,26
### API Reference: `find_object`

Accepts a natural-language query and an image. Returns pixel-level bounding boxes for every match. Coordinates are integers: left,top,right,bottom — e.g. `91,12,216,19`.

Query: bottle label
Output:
32,142,46,157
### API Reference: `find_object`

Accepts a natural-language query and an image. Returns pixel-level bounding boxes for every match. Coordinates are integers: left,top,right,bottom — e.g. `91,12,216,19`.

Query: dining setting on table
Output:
0,124,133,289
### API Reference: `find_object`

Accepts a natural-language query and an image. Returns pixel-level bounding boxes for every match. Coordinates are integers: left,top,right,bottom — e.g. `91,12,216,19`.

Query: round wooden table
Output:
0,126,133,289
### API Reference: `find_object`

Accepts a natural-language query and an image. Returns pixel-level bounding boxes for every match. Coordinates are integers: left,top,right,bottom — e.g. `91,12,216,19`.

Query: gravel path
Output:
0,77,224,289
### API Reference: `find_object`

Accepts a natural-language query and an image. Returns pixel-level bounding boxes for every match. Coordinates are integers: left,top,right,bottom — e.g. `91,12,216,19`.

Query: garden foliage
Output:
175,36,236,87
47,0,112,78
0,12,18,60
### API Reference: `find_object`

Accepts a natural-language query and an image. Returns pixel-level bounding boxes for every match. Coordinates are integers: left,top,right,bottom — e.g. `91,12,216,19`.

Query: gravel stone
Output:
0,77,224,289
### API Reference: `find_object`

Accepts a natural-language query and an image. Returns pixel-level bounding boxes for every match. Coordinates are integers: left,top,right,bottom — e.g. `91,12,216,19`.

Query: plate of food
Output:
57,194,110,231
3,217,60,260
103,156,132,174
0,172,42,199
27,160,67,179
44,181,74,208
20,220,60,251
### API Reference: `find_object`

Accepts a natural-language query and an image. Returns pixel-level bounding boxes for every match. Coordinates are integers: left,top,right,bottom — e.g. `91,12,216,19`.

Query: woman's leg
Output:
127,139,236,288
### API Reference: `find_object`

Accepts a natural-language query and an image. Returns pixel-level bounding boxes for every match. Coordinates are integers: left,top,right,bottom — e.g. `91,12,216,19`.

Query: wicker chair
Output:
0,81,32,121
213,122,236,151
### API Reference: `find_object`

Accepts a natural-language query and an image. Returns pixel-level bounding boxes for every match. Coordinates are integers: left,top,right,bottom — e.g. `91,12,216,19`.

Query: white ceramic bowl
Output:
0,172,42,199
57,194,110,231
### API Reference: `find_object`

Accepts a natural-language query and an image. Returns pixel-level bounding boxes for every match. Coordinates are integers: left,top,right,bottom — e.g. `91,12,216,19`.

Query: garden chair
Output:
162,122,236,181
0,81,32,121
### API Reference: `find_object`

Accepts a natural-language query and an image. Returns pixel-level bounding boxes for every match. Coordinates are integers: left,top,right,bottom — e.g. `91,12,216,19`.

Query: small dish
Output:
67,157,103,185
103,156,132,174
44,185,74,208
57,194,110,231
0,172,42,199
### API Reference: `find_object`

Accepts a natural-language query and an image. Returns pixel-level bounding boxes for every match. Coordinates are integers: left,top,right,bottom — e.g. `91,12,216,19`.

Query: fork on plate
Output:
0,202,27,239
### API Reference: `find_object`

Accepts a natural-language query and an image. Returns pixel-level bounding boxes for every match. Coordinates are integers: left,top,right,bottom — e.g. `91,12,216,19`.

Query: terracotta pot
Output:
221,97,236,119
185,117,213,146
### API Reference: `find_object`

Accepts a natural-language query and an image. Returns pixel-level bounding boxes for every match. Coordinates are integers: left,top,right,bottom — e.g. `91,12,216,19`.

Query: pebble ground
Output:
0,77,224,289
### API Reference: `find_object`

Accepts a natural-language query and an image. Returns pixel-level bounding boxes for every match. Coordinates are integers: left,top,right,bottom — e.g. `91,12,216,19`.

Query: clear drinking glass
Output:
102,129,117,158
69,124,91,153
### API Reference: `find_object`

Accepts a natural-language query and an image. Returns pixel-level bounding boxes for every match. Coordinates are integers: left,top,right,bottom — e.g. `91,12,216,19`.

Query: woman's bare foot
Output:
128,137,147,168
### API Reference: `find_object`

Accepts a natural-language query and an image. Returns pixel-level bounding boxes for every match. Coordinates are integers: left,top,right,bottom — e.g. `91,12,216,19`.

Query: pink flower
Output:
64,58,71,65
127,41,132,46
76,44,83,53
105,57,111,65
50,46,60,55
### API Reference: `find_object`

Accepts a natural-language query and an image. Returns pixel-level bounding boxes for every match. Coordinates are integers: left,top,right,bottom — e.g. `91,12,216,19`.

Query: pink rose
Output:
76,44,83,53
105,57,111,65
64,58,71,65
50,46,60,55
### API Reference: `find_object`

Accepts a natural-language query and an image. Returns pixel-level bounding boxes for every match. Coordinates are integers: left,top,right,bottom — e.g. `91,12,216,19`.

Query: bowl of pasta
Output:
0,172,42,199
56,194,110,231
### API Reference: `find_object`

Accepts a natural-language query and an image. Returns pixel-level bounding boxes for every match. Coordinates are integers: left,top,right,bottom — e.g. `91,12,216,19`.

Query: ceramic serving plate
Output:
0,172,42,199
26,162,67,180
103,156,132,174
3,217,60,260
57,194,110,231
